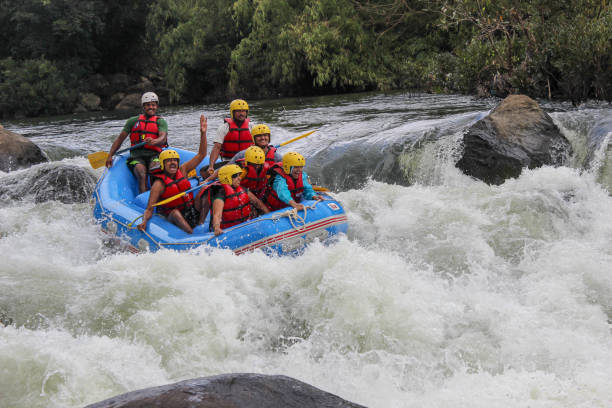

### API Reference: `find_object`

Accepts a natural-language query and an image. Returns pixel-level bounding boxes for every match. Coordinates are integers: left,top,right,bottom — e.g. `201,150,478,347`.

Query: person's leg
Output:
196,194,210,226
167,209,193,234
132,163,149,194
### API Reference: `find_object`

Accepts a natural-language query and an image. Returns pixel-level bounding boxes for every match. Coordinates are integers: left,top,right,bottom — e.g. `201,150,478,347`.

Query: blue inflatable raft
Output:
92,148,348,255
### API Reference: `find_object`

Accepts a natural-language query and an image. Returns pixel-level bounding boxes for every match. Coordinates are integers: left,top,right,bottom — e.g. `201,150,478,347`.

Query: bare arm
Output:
145,130,167,147
207,143,222,174
181,114,208,176
137,180,165,231
212,199,224,235
106,131,129,167
247,190,270,214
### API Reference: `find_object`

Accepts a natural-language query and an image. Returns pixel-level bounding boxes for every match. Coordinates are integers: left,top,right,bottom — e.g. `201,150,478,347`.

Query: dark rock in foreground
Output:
0,163,97,204
85,373,366,408
0,128,48,172
456,94,572,185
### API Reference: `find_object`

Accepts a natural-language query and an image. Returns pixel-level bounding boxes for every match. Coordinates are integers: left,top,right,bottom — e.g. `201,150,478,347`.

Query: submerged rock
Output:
0,163,97,204
85,373,366,408
0,128,48,172
456,95,572,185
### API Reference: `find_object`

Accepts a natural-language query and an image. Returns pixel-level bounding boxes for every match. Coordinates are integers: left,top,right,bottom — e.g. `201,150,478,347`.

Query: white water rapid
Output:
1,93,611,407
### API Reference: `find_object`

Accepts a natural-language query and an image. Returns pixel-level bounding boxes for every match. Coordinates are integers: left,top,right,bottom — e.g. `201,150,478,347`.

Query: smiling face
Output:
290,166,303,179
142,101,158,117
254,133,270,149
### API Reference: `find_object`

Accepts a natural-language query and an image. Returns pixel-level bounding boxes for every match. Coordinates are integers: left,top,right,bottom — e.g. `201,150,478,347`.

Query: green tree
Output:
147,0,240,103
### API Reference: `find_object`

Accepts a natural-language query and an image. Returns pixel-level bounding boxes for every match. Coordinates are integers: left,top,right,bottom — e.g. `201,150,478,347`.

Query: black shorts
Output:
127,152,160,173
182,205,200,228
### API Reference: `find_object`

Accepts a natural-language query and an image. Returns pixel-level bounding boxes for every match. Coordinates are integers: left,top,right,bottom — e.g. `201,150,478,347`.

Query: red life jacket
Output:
129,114,167,153
237,159,270,200
208,183,251,228
152,169,193,215
265,146,278,164
264,166,304,211
220,118,253,159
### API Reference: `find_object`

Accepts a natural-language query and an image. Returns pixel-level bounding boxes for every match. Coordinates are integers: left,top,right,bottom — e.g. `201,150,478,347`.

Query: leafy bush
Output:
0,58,77,118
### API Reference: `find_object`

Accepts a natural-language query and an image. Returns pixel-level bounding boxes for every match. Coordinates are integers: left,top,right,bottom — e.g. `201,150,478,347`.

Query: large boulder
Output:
85,373,366,408
115,93,142,111
456,95,572,184
0,128,48,172
0,163,97,204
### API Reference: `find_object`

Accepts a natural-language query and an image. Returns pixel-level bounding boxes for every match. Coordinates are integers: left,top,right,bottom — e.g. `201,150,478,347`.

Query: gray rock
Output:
0,163,97,204
89,74,111,96
80,93,102,111
0,128,48,172
127,77,154,93
115,93,142,111
85,373,366,408
110,73,130,89
456,95,572,184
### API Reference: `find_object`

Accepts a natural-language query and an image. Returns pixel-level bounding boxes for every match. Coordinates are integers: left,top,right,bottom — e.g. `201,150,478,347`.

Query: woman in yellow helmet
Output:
137,115,208,234
264,151,323,211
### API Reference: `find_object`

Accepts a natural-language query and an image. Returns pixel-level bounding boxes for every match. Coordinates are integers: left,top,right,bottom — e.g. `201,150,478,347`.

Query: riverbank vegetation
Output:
1,0,610,118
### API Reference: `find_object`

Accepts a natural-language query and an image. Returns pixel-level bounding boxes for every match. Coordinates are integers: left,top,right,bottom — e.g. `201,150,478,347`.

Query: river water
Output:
1,92,611,407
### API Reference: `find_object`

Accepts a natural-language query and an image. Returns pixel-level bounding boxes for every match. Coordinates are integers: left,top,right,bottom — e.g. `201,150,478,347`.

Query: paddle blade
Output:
312,185,329,192
88,151,108,169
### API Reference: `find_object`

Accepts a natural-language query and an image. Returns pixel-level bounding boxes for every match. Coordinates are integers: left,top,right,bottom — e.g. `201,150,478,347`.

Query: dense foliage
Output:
1,0,610,118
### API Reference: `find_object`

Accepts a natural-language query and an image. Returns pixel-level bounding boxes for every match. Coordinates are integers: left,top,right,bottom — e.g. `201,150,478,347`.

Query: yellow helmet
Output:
159,149,180,171
251,124,271,141
282,151,305,174
244,146,265,165
229,99,249,117
218,164,243,185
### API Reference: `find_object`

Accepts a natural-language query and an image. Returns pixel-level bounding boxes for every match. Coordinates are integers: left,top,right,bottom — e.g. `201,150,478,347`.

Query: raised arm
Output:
181,114,208,175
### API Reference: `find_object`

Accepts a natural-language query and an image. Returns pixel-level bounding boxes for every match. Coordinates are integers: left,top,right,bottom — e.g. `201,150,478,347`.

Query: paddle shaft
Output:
152,180,215,207
274,130,317,148
116,141,146,155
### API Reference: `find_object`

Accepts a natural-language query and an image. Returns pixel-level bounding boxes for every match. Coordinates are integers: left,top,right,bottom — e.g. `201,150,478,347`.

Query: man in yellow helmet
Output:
264,151,323,211
137,115,208,234
105,92,168,193
196,146,271,224
201,123,281,180
207,164,270,235
206,99,253,175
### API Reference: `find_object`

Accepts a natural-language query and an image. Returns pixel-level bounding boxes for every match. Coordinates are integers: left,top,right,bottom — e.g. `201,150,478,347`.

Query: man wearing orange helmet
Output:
206,99,253,175
105,92,168,193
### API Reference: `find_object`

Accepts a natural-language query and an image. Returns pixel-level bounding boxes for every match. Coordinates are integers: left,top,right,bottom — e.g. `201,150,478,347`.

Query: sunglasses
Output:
231,173,241,179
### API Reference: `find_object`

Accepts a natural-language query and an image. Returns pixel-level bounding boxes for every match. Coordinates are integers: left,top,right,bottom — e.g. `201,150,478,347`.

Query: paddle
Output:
88,142,146,169
274,130,317,148
153,180,216,207
312,185,329,192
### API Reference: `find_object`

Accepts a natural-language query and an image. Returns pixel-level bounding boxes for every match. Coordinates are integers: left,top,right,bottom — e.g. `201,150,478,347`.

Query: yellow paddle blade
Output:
153,191,187,207
312,185,329,192
88,151,108,169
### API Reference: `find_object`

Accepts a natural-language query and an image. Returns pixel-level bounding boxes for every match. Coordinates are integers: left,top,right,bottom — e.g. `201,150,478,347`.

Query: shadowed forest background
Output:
0,0,610,118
